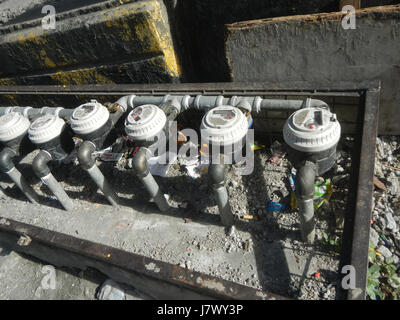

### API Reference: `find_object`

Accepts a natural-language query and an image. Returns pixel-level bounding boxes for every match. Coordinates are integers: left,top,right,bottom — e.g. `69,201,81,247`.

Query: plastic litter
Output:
100,152,124,162
314,179,333,209
185,162,209,179
250,141,266,151
266,200,288,212
268,141,287,165
289,176,333,210
381,234,392,248
147,152,178,177
373,176,387,192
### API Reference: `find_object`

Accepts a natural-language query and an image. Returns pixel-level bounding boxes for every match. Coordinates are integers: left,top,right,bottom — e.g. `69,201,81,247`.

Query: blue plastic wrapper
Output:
266,201,288,212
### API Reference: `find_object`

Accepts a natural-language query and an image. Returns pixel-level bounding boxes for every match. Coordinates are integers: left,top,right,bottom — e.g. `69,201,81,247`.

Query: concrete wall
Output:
0,1,399,133
225,5,400,134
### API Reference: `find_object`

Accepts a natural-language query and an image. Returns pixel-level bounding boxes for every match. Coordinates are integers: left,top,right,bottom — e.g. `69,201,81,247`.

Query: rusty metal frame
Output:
0,81,380,300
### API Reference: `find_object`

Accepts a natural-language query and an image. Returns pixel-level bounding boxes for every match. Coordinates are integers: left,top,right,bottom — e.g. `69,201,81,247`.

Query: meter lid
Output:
70,100,109,135
0,112,30,142
28,114,65,145
124,104,166,141
283,107,341,153
200,105,249,146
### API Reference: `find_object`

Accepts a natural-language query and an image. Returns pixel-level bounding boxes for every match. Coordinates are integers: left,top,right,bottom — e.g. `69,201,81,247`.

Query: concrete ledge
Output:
0,0,181,84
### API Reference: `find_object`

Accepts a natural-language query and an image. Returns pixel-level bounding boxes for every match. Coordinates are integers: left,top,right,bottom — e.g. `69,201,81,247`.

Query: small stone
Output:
385,212,399,232
377,245,392,258
387,173,399,195
335,165,345,174
369,228,379,248
96,280,125,300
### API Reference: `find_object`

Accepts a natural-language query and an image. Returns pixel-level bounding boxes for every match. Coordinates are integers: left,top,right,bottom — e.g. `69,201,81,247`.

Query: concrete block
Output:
0,0,181,85
226,5,400,134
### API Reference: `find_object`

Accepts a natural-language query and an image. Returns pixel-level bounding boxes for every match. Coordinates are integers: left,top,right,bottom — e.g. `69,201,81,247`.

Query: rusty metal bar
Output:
0,82,367,96
0,217,286,300
338,86,380,300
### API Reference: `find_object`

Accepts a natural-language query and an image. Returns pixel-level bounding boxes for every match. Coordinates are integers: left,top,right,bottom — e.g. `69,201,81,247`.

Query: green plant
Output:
367,242,400,300
321,231,341,248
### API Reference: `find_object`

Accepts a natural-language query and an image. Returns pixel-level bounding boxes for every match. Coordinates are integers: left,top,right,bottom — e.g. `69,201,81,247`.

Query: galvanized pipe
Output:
32,150,73,211
295,161,317,244
6,166,39,204
0,95,328,118
41,172,74,211
0,106,74,120
0,147,39,204
208,158,234,228
131,147,169,212
77,140,119,206
86,164,119,206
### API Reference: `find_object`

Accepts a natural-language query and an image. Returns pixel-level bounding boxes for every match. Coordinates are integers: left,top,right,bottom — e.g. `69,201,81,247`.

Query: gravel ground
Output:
0,244,102,300
0,134,398,299
0,243,149,300
368,136,400,300
0,133,356,300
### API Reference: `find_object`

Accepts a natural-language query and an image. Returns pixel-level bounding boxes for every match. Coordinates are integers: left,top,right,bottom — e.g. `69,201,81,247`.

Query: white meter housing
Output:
200,106,249,147
0,112,30,143
125,104,167,141
28,114,65,145
283,107,341,153
70,100,110,135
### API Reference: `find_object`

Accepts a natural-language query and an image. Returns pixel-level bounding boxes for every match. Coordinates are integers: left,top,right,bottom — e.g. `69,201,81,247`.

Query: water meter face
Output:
124,104,166,142
0,113,17,127
0,112,30,142
201,106,249,147
73,104,96,119
70,101,109,135
207,109,237,127
28,115,65,145
129,105,156,125
293,109,331,132
283,107,341,153
31,115,54,130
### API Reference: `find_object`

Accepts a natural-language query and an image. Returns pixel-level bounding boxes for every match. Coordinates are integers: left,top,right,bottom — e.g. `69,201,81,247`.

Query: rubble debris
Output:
376,245,392,259
268,141,287,165
370,228,379,248
373,176,387,192
147,152,178,177
96,279,125,300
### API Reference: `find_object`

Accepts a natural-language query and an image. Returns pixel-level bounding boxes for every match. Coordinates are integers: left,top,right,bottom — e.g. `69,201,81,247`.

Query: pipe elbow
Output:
32,151,51,178
77,141,96,170
116,95,135,112
295,161,317,200
132,147,149,178
109,107,125,127
306,98,330,110
0,148,16,173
